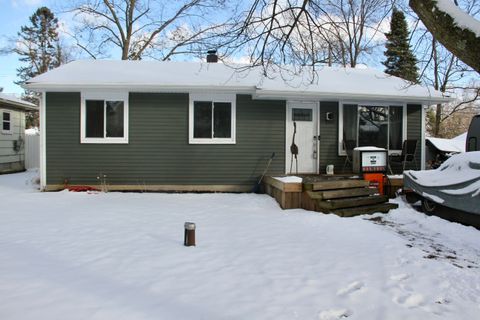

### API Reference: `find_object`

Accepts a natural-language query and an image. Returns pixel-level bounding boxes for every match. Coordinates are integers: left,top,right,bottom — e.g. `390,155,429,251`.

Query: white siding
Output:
0,108,25,164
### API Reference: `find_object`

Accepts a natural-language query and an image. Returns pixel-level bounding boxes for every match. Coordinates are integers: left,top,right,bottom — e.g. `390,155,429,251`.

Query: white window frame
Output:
338,101,407,156
80,91,129,144
1,110,13,135
189,93,236,144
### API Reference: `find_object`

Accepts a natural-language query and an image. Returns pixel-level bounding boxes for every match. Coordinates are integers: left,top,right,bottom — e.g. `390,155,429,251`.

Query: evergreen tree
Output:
14,7,63,127
383,8,419,83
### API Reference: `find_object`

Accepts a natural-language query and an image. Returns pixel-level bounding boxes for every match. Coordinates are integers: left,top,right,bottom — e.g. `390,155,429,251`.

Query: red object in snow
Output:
67,186,100,192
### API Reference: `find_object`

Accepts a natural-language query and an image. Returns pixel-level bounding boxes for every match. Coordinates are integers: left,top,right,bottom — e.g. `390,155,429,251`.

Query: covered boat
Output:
403,152,480,215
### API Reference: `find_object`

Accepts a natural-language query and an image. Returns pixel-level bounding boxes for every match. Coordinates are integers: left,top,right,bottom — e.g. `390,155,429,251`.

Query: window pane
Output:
213,102,231,138
86,100,104,138
3,112,10,121
389,106,403,150
194,101,212,138
3,122,10,131
358,106,388,148
292,108,312,121
106,101,124,138
343,104,357,147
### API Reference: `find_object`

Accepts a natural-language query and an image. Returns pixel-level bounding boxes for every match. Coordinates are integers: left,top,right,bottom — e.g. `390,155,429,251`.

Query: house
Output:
426,133,466,168
24,59,450,191
0,93,37,174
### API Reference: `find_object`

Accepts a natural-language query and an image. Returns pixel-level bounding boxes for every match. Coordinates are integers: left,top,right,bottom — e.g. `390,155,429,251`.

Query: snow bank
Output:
25,127,39,135
273,176,303,183
0,172,479,319
406,151,480,187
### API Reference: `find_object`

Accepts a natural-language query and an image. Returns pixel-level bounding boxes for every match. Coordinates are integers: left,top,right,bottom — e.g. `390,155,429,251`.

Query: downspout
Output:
40,91,46,190
421,104,426,170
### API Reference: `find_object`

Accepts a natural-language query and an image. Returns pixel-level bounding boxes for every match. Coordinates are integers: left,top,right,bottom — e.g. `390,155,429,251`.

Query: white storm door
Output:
286,102,319,174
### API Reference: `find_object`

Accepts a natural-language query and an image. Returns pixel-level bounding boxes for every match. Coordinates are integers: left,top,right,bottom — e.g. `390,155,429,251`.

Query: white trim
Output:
25,83,453,104
1,109,13,134
40,92,46,190
421,105,426,170
338,101,407,156
188,93,236,144
80,91,129,144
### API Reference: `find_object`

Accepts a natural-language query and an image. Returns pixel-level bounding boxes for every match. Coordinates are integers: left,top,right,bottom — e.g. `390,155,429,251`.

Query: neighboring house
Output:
426,133,466,168
0,93,37,174
24,59,450,191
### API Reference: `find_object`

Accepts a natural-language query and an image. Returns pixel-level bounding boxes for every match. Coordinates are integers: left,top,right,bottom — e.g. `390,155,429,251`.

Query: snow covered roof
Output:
426,134,466,153
24,60,451,104
0,93,37,110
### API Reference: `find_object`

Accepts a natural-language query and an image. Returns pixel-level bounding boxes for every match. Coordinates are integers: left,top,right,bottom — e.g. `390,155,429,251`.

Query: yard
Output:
0,171,479,320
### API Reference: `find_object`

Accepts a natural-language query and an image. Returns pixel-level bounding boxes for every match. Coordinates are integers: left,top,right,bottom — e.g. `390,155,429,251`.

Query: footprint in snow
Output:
337,281,364,296
318,308,352,320
393,293,425,308
390,273,410,282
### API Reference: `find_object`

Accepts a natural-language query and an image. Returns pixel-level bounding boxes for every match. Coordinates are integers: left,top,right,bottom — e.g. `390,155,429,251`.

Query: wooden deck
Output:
264,175,401,217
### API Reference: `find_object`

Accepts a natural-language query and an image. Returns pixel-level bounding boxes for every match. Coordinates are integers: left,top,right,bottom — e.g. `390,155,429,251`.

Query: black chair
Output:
342,140,357,173
389,139,418,174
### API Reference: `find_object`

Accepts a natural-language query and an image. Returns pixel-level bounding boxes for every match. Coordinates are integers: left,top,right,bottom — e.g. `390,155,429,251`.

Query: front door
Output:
286,102,319,174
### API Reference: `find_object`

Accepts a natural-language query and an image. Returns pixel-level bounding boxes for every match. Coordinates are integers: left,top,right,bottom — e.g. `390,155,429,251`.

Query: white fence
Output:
25,132,40,169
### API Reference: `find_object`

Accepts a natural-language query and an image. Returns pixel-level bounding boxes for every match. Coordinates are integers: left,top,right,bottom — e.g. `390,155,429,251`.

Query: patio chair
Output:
342,140,356,173
389,139,418,174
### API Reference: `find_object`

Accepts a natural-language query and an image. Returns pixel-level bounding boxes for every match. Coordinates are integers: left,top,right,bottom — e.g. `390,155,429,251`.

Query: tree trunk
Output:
434,103,442,136
410,0,480,73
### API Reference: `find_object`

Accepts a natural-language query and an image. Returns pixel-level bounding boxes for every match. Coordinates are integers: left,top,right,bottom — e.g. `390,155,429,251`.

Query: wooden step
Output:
306,180,370,191
307,187,378,200
332,203,399,217
316,195,388,210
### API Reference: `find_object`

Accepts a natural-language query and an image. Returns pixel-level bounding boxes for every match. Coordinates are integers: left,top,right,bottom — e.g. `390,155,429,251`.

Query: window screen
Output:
343,104,357,146
106,101,124,138
213,102,231,138
292,108,312,121
85,100,104,138
389,106,403,150
358,106,388,148
2,112,10,131
193,101,212,138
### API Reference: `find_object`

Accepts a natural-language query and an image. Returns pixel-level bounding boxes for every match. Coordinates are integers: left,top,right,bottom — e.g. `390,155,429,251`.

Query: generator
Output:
352,147,388,173
353,147,388,195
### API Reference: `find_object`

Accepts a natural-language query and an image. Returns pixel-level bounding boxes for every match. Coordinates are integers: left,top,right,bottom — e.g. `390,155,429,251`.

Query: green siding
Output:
46,92,285,186
319,101,344,173
406,104,422,170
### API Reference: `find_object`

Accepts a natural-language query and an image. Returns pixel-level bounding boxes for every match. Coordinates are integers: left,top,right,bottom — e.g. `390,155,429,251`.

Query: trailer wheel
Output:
405,192,421,204
421,199,437,213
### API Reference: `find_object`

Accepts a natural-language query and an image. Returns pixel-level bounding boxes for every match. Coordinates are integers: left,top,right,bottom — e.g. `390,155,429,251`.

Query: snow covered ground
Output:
0,171,479,320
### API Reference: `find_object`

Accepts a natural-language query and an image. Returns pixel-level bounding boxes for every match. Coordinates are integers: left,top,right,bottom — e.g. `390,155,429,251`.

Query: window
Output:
81,92,128,143
292,108,312,121
1,110,12,134
189,93,236,144
339,103,406,154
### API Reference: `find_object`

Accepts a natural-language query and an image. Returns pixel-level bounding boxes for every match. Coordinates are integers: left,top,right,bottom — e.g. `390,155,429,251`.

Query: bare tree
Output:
221,0,393,70
66,0,231,60
410,0,480,74
408,0,480,136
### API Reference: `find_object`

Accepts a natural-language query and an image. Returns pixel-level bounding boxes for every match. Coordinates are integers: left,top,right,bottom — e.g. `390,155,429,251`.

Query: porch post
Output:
421,104,426,170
